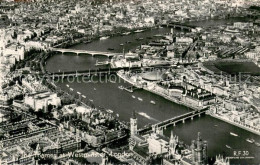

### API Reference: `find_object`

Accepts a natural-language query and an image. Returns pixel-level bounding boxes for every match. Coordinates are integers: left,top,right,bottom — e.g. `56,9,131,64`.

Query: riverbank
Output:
116,71,205,111
117,71,260,136
207,112,260,136
45,16,260,164
51,25,160,49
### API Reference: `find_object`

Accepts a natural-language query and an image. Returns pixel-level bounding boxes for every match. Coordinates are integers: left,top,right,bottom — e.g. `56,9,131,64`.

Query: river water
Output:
46,18,260,164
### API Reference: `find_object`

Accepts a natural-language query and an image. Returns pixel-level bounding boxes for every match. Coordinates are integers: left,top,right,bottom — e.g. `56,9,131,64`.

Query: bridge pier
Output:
199,114,201,117
173,122,176,126
182,119,185,123
191,116,193,120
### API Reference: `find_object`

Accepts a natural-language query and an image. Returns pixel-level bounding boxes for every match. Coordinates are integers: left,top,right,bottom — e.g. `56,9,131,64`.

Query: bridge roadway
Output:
138,108,208,134
46,67,142,78
50,48,122,57
166,22,197,31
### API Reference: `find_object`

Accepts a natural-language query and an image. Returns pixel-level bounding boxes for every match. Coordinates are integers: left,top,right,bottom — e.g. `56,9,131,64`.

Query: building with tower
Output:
168,131,179,157
214,155,230,165
147,132,169,155
190,132,208,165
130,111,137,137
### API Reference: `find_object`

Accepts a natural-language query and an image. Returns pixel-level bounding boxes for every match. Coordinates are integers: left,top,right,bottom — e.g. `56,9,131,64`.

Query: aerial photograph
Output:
0,0,259,164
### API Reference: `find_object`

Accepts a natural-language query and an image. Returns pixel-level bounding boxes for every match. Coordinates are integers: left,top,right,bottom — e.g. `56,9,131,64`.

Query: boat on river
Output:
100,36,110,40
135,38,144,41
230,132,238,137
66,84,69,87
226,145,231,149
132,95,136,99
255,142,260,147
139,112,151,119
150,100,156,104
138,97,143,101
246,138,255,143
83,40,91,44
106,109,113,113
95,61,109,66
122,32,131,35
153,34,163,37
134,29,144,33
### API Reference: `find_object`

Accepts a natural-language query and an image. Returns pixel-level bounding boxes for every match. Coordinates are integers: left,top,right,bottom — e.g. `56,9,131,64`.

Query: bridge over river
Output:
50,48,122,57
44,67,142,78
164,22,197,31
138,108,208,134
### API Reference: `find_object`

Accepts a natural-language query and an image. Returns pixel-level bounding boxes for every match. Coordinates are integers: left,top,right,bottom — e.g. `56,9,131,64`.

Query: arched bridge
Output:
50,48,122,57
138,108,208,134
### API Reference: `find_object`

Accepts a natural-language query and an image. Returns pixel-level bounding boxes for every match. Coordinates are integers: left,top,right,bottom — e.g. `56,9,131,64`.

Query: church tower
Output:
130,111,137,137
169,130,178,156
191,132,208,165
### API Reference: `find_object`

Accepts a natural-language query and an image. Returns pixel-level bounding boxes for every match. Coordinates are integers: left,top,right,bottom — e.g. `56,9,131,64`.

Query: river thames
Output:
46,18,260,164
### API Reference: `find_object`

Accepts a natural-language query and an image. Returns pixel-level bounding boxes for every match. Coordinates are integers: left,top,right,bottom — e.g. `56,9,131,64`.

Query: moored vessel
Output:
246,138,255,143
106,109,113,113
122,32,131,35
226,145,231,149
134,29,144,33
255,142,260,147
150,100,156,104
100,36,110,40
230,132,238,137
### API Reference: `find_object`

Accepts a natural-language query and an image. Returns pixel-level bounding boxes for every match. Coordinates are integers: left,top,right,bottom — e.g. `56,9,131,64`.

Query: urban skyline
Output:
0,0,260,164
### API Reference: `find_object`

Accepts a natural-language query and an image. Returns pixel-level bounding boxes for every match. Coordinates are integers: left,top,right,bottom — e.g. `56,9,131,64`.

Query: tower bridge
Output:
50,48,122,57
137,108,208,134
